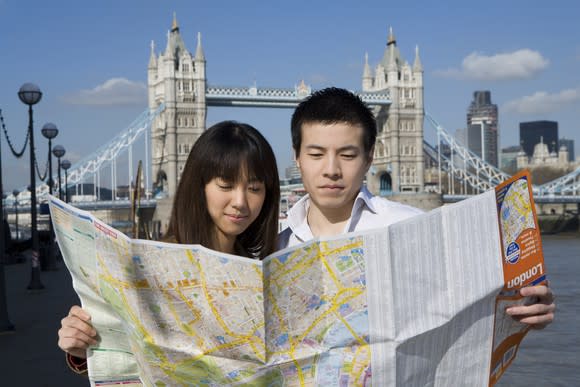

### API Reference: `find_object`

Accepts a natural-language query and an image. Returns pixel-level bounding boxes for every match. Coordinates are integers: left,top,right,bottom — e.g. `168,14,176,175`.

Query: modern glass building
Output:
559,137,575,161
519,121,558,158
467,91,498,166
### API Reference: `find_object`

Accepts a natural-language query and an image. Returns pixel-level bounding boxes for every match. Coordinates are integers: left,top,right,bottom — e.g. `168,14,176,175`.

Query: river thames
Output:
497,233,580,386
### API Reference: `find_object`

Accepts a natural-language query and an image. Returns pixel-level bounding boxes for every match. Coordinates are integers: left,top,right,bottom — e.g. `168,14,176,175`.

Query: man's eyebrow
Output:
304,144,326,151
304,144,361,152
337,145,360,152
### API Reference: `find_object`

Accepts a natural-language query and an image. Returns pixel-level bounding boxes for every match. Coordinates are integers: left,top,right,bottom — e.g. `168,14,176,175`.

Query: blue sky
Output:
1,0,579,191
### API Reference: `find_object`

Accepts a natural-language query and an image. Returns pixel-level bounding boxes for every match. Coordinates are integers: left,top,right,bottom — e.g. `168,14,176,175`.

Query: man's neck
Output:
307,200,354,238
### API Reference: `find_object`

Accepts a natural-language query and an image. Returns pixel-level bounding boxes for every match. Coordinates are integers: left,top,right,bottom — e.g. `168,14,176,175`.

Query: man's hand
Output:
58,305,99,359
506,284,555,329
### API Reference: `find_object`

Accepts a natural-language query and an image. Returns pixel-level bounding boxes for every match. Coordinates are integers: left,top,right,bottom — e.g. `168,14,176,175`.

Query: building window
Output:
182,63,190,72
183,82,191,92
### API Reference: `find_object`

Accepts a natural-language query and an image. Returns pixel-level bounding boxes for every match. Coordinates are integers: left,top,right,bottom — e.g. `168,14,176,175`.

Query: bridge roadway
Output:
6,195,577,238
8,195,579,216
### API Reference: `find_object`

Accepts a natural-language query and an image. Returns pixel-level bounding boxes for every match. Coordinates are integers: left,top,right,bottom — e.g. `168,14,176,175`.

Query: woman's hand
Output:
58,305,99,359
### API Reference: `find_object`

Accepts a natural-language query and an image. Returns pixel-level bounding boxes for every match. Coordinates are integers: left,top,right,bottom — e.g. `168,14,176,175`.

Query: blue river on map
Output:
315,310,370,385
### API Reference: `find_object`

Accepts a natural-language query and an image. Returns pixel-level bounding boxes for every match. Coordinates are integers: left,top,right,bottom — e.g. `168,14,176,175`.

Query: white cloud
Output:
435,49,549,81
62,78,146,106
503,88,580,115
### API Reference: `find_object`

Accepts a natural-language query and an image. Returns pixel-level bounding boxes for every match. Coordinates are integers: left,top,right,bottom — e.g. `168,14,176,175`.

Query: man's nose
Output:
323,155,341,178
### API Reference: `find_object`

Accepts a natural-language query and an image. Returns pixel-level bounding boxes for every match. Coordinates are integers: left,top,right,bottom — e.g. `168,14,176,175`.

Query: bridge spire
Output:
171,12,179,32
363,52,372,77
195,32,205,61
387,26,396,46
413,45,422,72
149,40,157,68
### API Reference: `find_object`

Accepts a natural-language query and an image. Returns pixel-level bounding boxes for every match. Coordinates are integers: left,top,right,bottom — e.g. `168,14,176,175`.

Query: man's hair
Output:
291,87,377,156
165,121,280,258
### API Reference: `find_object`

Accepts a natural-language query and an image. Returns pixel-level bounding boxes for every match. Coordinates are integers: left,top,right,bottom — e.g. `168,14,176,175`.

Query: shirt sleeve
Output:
66,353,88,376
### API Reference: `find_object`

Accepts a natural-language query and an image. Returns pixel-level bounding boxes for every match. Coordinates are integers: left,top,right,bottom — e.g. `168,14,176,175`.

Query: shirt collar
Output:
286,194,313,242
286,185,377,241
352,185,377,215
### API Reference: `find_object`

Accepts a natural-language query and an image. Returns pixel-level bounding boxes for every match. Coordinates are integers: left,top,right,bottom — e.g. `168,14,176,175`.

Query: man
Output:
279,87,554,328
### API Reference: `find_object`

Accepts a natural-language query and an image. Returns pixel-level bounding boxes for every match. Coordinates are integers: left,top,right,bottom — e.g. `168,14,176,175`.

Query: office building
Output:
519,121,558,158
500,145,521,173
559,138,575,162
466,91,498,166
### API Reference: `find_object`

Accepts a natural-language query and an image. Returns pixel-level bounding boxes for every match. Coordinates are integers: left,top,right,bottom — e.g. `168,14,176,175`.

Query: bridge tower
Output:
363,27,424,194
148,14,206,199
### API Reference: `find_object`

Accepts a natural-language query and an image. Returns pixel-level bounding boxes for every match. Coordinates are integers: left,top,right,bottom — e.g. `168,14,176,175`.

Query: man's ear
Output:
294,151,301,169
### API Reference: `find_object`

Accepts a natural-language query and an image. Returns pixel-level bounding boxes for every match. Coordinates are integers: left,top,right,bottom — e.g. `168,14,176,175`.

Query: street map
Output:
50,170,545,386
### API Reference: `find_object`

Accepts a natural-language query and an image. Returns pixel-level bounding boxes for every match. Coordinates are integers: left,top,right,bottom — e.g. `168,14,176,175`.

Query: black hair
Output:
291,87,377,155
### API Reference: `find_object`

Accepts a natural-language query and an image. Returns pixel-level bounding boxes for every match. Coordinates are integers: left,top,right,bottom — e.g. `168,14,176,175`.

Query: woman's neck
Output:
214,233,236,255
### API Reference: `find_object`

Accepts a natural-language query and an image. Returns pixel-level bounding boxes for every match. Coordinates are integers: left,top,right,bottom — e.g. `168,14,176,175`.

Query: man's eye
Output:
308,153,323,158
342,154,356,159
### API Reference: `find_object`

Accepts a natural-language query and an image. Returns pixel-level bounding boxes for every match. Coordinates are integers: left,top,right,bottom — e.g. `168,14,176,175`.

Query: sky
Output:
1,0,579,192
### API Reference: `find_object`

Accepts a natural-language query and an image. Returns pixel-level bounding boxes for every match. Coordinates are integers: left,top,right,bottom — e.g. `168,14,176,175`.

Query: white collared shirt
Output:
278,186,423,249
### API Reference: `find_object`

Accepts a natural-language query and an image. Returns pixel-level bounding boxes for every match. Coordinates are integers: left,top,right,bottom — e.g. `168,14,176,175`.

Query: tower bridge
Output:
11,16,578,234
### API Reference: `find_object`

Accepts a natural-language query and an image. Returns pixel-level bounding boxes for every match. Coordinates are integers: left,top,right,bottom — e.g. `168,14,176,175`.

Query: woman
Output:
58,120,280,373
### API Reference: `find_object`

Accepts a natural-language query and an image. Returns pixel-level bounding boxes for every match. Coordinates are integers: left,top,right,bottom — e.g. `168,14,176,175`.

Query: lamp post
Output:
12,190,19,241
41,123,59,271
0,132,15,332
52,145,65,200
61,160,71,203
18,83,44,290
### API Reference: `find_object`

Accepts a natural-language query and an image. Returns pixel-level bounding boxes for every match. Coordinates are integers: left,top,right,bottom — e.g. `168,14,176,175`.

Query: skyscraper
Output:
558,137,575,161
466,91,498,166
519,121,558,158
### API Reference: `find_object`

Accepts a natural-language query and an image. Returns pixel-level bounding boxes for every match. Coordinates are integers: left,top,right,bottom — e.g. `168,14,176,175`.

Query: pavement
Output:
0,252,86,386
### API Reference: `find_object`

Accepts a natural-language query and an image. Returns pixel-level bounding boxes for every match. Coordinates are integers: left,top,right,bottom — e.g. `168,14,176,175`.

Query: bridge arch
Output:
379,172,392,196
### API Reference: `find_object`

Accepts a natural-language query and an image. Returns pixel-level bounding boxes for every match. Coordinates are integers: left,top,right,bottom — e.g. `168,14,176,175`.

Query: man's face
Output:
296,122,372,217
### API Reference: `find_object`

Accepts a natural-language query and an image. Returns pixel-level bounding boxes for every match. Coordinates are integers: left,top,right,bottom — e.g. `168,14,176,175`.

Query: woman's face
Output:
204,175,266,252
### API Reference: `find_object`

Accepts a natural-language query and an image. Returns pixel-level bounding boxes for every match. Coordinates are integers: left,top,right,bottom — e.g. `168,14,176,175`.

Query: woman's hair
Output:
165,121,280,258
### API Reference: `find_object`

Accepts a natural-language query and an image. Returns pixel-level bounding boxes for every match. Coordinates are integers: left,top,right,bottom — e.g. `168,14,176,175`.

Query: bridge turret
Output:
364,26,424,195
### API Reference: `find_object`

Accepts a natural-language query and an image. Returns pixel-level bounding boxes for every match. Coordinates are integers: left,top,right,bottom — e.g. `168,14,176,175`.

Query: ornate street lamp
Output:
52,145,65,201
41,123,59,271
18,83,44,290
41,123,58,195
61,160,71,203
